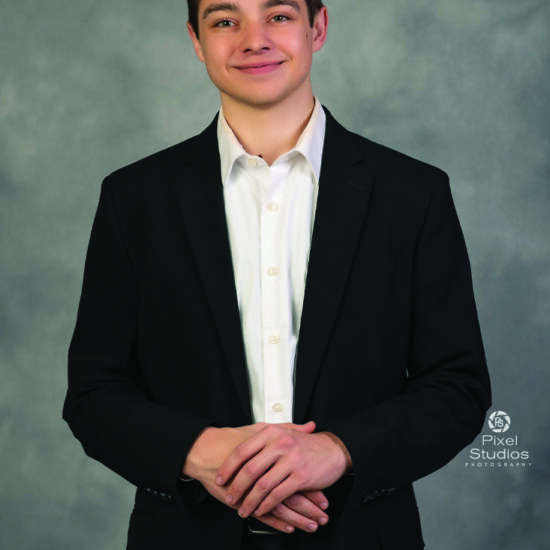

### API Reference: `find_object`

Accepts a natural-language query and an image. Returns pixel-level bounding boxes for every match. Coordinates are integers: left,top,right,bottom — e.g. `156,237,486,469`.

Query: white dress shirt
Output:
218,99,326,423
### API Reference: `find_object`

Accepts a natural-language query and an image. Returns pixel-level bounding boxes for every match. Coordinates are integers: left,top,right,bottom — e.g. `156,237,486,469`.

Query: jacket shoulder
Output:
352,131,447,185
324,109,448,195
107,134,205,183
103,116,218,193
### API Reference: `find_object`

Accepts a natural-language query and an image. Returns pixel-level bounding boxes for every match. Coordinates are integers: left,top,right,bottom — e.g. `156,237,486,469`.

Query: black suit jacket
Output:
64,109,491,549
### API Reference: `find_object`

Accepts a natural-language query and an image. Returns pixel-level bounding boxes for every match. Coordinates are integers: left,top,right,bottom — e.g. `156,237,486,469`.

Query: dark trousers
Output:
241,527,300,550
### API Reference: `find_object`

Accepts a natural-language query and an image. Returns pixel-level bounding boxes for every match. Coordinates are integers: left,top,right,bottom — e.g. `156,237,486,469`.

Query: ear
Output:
311,6,328,53
187,21,206,63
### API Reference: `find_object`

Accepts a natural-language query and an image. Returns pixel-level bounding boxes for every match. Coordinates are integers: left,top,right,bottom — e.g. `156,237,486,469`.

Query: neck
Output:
220,92,316,166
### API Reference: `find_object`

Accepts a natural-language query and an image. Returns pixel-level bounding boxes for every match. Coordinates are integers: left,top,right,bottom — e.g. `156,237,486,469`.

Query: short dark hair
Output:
187,0,325,38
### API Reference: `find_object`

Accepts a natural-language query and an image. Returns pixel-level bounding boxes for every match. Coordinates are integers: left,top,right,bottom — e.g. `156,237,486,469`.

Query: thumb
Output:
247,422,268,432
291,420,316,433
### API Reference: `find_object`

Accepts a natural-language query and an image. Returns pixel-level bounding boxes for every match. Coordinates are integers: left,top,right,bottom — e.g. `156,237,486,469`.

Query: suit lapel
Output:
294,110,375,423
172,118,252,422
170,112,373,424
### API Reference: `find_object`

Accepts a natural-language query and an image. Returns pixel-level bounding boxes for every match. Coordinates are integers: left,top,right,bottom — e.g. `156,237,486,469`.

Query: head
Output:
187,0,325,38
186,0,328,111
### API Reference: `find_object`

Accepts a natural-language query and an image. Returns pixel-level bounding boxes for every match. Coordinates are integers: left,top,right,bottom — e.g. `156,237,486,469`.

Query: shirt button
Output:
267,267,280,277
269,335,280,344
272,403,284,413
267,202,279,212
247,157,257,167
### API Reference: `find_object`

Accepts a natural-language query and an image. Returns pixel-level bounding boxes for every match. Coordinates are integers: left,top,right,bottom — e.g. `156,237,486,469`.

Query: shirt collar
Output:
217,98,326,187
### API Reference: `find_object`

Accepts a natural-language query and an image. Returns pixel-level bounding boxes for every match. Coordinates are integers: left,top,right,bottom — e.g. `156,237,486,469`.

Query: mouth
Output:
235,61,285,75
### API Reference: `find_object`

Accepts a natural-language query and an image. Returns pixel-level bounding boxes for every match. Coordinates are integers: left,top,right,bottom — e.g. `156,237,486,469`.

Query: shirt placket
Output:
260,162,292,423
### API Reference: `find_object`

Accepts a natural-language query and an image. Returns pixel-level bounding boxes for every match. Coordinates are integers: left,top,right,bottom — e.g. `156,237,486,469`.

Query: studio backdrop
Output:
1,1,548,548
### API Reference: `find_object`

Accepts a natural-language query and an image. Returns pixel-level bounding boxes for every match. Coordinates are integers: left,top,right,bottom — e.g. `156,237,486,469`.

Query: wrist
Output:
319,431,353,473
182,426,219,480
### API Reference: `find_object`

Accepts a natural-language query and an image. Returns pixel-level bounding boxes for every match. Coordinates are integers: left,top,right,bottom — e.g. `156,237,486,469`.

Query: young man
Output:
64,1,491,548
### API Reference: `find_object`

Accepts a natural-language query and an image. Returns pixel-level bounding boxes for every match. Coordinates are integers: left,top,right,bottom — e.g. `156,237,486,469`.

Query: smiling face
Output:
187,0,328,111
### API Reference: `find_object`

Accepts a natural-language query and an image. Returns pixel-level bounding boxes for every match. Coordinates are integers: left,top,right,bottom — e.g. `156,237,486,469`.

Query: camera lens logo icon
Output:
488,411,511,433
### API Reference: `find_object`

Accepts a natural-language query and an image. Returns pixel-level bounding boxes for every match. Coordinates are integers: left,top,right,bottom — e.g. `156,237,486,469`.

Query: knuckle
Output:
230,482,243,496
233,475,249,492
286,494,301,507
271,519,285,532
235,445,248,460
244,461,257,476
265,424,282,437
256,477,271,492
270,486,285,502
277,434,295,450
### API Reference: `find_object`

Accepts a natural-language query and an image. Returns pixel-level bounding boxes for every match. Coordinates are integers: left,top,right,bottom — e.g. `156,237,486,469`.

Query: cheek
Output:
202,48,228,73
287,34,313,59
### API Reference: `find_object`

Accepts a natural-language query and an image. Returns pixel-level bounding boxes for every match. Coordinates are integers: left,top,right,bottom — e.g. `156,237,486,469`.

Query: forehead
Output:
198,0,304,17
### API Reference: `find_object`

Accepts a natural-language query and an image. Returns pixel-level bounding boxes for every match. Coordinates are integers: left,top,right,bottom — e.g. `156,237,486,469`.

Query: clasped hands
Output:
182,421,351,534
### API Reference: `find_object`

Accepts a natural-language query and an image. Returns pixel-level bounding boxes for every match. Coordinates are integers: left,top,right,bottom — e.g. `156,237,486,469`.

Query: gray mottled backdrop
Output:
1,0,549,548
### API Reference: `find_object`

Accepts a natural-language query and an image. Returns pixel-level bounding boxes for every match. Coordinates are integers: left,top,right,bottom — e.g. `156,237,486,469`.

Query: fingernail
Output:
308,523,318,532
319,516,328,525
225,495,233,504
238,508,246,517
320,501,329,510
216,476,223,485
285,526,294,533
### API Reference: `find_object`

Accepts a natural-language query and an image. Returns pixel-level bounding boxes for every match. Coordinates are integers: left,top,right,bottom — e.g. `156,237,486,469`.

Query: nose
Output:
240,20,272,53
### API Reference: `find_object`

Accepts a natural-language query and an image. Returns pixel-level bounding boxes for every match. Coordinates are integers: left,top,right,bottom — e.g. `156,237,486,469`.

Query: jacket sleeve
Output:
321,174,491,514
63,177,211,508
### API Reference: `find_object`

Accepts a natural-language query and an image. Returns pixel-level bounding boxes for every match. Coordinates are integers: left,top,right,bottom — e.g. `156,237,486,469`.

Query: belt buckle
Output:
247,517,279,535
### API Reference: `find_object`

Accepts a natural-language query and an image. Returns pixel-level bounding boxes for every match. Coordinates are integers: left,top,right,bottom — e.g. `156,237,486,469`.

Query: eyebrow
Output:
202,0,301,20
202,3,238,20
263,0,301,11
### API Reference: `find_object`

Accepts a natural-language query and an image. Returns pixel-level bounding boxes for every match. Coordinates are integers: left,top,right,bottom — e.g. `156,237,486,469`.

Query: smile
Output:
235,61,284,75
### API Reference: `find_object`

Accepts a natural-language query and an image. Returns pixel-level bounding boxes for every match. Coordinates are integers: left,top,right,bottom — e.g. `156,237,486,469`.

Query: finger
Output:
216,431,269,486
217,423,308,487
245,422,268,432
281,493,329,525
252,512,295,534
253,474,304,517
235,460,291,517
302,489,329,511
243,421,313,433
269,502,320,533
289,421,316,434
273,421,316,434
227,446,285,508
217,423,316,490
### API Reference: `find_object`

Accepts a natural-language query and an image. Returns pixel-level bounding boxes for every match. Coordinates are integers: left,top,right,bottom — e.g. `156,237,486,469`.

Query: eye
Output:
214,18,235,28
271,14,290,23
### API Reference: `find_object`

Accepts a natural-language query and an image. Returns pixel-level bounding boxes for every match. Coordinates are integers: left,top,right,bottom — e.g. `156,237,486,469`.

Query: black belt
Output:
247,517,280,535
